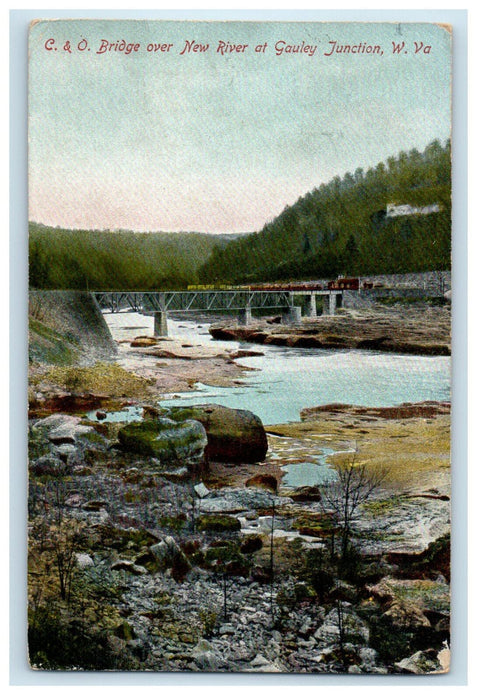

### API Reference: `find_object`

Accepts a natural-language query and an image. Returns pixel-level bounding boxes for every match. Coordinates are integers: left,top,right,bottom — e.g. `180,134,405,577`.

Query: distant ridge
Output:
28,225,241,291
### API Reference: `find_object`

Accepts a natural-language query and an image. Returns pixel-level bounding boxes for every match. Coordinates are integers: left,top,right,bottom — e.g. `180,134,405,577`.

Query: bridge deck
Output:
94,289,338,313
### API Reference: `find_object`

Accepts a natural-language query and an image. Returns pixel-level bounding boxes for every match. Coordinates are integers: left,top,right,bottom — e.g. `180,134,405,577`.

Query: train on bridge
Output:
187,277,379,292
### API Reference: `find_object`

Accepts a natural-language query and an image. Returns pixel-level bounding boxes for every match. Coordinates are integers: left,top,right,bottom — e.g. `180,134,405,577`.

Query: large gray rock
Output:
32,414,94,444
118,417,207,469
395,650,443,674
29,290,117,365
167,404,268,463
150,535,191,579
191,640,224,671
314,606,370,646
199,487,291,514
30,455,70,477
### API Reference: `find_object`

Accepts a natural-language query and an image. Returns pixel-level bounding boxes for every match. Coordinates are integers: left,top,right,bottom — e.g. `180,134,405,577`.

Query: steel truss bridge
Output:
94,289,300,314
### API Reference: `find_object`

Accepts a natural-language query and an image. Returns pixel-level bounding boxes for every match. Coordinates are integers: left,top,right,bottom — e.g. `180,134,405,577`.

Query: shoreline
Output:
209,304,451,356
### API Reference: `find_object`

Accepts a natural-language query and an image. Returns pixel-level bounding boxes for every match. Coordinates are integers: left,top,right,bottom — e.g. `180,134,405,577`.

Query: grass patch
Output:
29,318,80,366
268,413,450,488
377,296,447,307
43,362,153,398
362,495,405,515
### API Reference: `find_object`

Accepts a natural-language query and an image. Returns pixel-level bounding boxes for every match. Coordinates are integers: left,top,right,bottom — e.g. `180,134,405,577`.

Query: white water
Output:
105,312,451,426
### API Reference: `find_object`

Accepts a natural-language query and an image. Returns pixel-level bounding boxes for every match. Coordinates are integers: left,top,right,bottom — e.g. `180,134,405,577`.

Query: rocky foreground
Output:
27,293,451,674
28,398,450,674
209,304,451,356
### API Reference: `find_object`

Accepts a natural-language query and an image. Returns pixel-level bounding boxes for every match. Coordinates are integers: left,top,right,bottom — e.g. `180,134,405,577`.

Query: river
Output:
104,312,451,426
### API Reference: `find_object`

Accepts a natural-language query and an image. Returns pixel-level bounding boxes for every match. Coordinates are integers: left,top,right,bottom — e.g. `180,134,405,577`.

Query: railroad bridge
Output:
94,289,343,336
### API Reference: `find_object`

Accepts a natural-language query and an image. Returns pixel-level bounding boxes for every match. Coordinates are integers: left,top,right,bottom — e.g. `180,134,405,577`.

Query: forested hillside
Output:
30,140,450,290
199,140,451,283
29,226,234,290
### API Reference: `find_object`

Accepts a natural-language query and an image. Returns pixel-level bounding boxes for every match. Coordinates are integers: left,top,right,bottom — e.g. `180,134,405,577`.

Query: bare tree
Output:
320,452,387,563
270,498,275,622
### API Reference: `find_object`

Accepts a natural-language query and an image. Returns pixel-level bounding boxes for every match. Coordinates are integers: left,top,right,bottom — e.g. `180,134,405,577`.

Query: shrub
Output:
196,514,241,532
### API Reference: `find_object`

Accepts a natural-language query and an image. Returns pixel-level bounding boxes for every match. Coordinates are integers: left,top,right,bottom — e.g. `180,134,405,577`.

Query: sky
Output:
28,20,452,234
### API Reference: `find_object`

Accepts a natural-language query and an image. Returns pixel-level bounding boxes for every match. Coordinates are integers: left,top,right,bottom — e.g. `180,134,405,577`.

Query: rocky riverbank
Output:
209,304,451,356
28,332,259,416
27,396,450,673
266,400,451,556
27,293,451,673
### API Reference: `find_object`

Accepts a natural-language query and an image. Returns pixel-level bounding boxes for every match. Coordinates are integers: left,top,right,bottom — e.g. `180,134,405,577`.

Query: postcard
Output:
27,19,452,674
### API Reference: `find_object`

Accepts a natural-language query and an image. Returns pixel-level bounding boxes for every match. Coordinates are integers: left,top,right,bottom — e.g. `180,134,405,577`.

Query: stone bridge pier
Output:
237,306,253,326
283,306,302,325
154,311,169,337
322,292,342,316
304,293,317,318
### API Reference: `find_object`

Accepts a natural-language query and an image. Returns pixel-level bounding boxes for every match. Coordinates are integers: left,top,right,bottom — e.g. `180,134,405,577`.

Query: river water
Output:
104,312,451,427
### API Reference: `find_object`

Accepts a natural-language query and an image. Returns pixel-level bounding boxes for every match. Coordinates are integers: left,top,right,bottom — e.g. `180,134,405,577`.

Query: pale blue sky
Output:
28,20,452,233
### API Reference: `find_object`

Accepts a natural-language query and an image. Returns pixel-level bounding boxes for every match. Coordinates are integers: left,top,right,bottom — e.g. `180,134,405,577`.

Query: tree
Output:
29,240,50,288
320,452,387,564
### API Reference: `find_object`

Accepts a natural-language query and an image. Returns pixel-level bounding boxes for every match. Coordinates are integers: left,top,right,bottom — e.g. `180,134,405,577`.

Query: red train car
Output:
249,282,323,292
327,277,360,290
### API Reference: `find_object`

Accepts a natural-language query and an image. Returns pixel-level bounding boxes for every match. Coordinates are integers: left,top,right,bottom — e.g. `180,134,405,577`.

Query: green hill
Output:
199,139,451,284
30,140,450,290
29,226,234,291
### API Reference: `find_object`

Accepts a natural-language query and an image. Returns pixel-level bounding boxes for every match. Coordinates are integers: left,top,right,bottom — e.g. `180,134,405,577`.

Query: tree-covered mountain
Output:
30,140,450,291
29,226,237,290
199,139,451,284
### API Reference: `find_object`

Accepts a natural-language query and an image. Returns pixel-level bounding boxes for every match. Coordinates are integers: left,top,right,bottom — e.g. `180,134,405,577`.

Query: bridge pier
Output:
322,293,335,316
237,306,252,326
154,311,168,337
322,292,343,316
304,293,317,318
283,306,302,325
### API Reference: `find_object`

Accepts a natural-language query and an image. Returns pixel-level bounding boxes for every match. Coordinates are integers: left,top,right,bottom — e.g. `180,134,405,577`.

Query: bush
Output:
196,514,241,532
28,604,138,670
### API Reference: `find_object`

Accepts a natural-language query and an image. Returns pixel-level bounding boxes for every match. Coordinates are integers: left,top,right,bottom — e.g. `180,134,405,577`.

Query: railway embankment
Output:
28,291,254,415
29,290,117,366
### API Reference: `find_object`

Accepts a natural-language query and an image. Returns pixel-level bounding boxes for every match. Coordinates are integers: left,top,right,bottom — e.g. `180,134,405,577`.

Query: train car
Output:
327,277,360,291
187,284,237,291
250,282,323,292
287,282,323,292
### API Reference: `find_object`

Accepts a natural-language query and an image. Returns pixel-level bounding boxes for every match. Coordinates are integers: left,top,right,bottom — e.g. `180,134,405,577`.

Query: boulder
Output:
288,485,322,503
245,474,277,492
199,487,290,514
367,577,450,620
240,534,263,554
167,404,268,463
30,455,70,477
150,536,192,580
75,553,94,568
314,606,370,646
244,654,283,673
194,482,210,499
395,649,443,674
130,336,158,347
383,601,431,629
196,514,241,533
191,640,224,671
117,417,207,469
110,560,148,575
32,414,94,444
